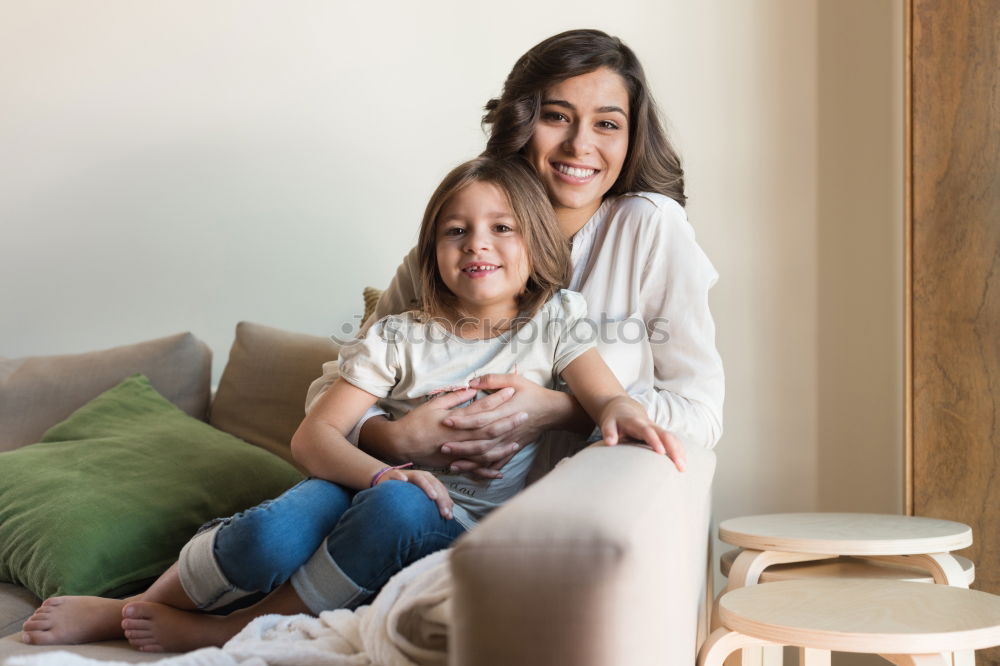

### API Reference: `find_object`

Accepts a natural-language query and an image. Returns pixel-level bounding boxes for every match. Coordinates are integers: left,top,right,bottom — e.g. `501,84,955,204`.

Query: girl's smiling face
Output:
435,180,530,323
524,67,630,235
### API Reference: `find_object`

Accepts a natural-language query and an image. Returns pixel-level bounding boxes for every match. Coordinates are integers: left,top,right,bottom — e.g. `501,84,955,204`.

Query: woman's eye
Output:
598,120,621,130
542,110,568,122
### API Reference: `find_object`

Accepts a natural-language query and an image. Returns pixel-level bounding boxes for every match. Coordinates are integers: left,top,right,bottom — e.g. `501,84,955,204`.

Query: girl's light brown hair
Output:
416,156,570,323
483,28,686,207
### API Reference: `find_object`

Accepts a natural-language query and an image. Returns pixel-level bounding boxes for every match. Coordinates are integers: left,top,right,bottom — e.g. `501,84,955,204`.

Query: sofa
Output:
0,321,716,665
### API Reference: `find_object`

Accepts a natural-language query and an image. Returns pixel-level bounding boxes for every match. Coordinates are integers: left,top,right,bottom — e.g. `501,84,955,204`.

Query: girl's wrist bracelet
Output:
370,462,413,487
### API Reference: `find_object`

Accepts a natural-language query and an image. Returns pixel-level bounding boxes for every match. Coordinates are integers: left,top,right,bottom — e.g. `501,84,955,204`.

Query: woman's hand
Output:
440,373,587,478
375,469,454,520
361,374,588,479
359,388,503,466
598,396,687,472
360,386,527,470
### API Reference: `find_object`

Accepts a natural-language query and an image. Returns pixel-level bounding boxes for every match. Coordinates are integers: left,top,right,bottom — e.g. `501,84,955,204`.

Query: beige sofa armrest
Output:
449,443,716,666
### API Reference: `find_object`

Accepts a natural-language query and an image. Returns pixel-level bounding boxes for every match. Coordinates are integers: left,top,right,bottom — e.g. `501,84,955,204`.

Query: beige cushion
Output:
0,633,170,662
0,333,211,453
0,582,38,639
362,286,383,324
450,443,716,666
209,322,339,468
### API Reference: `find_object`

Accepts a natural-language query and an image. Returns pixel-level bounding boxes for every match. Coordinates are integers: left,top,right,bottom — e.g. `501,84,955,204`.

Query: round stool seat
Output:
719,513,971,556
719,578,1000,654
719,549,975,585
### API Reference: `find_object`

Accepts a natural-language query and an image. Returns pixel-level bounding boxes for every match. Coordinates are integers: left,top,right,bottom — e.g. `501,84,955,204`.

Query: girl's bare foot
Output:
21,596,127,645
121,601,243,653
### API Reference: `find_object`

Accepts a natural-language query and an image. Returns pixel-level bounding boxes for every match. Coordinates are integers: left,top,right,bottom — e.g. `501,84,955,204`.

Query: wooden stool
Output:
700,578,1000,666
715,513,973,666
719,549,976,586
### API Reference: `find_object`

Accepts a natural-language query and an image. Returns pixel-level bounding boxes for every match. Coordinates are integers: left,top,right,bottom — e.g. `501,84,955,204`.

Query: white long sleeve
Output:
565,193,724,450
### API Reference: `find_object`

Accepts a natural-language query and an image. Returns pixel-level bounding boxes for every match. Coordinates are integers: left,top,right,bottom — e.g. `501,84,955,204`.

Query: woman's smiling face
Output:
524,67,630,234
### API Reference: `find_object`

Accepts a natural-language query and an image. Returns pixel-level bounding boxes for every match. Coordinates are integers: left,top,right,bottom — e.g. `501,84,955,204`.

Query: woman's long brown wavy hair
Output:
483,29,686,207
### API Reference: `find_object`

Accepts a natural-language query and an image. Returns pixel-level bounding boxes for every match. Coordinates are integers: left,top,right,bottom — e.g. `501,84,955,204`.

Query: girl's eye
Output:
542,110,569,122
494,224,514,233
443,227,465,236
598,120,621,130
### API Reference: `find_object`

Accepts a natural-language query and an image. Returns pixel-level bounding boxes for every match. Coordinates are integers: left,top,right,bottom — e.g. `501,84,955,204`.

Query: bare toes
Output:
124,628,153,639
22,628,57,647
23,609,52,626
126,634,156,644
121,603,146,620
22,618,53,632
121,618,151,631
19,595,127,645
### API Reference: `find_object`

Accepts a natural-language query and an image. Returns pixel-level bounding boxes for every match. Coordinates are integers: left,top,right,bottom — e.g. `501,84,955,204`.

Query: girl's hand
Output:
375,469,455,520
599,396,687,472
440,373,581,479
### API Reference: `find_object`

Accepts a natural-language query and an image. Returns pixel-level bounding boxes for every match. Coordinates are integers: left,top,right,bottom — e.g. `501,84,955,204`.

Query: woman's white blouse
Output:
306,192,724,450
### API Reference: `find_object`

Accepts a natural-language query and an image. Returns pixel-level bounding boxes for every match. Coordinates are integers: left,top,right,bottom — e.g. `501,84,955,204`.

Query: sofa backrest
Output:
209,321,339,469
0,332,211,453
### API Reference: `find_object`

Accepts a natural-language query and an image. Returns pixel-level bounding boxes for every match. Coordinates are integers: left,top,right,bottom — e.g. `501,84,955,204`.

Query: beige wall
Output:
816,1,904,515
0,2,903,650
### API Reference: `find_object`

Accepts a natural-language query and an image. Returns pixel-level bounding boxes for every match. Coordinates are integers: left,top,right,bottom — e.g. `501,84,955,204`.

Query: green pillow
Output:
0,374,304,599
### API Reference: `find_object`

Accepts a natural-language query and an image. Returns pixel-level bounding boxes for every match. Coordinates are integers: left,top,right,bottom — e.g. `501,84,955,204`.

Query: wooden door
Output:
907,1,999,663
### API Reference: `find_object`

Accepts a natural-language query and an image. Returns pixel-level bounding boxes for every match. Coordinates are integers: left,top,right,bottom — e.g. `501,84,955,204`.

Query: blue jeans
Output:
177,478,465,614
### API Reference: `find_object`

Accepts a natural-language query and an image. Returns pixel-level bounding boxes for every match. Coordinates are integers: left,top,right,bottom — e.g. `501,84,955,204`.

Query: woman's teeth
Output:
556,164,597,178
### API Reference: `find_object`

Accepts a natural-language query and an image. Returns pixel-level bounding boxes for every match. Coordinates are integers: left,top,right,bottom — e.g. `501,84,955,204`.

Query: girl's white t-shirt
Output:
337,290,594,528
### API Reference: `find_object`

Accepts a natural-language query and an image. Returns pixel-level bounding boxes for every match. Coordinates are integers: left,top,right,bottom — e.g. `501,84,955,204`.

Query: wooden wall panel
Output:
909,0,1000,663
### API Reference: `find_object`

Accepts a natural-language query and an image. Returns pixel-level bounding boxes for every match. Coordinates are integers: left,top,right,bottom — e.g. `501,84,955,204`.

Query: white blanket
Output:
5,550,451,666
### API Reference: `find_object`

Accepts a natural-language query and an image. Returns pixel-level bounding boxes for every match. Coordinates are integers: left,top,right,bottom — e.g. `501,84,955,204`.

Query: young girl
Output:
291,155,686,531
22,156,685,653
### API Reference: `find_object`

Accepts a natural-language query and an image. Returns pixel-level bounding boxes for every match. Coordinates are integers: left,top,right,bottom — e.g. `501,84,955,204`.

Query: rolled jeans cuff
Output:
290,536,372,614
178,524,256,611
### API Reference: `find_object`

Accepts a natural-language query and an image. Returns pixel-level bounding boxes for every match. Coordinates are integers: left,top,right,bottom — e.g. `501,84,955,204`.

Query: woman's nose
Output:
562,125,594,156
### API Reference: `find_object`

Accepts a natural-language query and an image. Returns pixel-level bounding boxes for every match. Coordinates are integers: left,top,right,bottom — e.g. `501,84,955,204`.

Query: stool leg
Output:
761,645,783,666
737,648,761,666
712,589,725,632
698,628,782,666
867,553,974,666
881,654,952,666
867,553,968,588
798,648,830,666
951,651,975,666
731,642,781,666
720,550,834,666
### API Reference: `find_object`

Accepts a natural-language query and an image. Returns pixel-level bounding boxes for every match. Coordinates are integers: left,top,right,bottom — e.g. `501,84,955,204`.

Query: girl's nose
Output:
462,229,490,252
